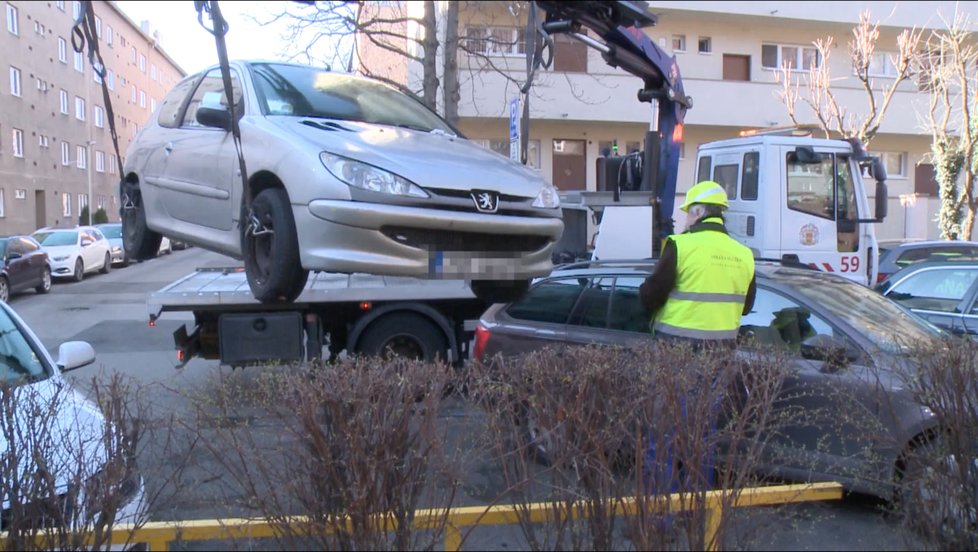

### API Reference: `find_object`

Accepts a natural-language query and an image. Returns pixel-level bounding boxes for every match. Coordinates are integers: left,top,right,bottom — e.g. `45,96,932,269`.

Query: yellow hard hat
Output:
680,180,729,212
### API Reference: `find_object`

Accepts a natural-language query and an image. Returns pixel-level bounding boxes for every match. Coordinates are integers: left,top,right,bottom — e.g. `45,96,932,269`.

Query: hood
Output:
41,245,79,257
267,117,552,197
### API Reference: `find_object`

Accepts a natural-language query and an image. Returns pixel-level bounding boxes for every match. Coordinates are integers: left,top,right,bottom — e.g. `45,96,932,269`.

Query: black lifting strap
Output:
71,1,126,208
195,0,252,219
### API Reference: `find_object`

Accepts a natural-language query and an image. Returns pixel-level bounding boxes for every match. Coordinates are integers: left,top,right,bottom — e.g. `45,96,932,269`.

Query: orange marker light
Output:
672,123,684,143
359,301,372,311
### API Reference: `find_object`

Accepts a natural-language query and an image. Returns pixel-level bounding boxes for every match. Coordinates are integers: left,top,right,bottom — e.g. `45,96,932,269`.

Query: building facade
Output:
359,1,977,243
0,0,184,235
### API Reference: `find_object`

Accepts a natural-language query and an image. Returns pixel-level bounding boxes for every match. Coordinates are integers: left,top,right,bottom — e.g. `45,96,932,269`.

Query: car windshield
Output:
98,225,122,239
0,308,50,384
772,268,945,354
0,239,7,257
33,231,78,246
249,63,455,134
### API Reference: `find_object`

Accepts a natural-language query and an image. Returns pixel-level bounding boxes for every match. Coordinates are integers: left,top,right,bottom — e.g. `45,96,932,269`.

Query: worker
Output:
639,180,756,349
637,180,756,496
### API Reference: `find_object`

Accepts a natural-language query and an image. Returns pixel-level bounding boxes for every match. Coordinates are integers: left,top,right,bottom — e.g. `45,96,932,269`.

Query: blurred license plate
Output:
429,251,520,279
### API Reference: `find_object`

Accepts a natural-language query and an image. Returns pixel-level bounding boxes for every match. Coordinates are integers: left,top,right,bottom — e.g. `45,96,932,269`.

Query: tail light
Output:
876,272,889,285
473,323,491,361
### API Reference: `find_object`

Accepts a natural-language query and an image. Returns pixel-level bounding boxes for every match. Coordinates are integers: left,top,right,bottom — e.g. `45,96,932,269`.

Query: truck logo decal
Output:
799,224,819,246
472,191,499,213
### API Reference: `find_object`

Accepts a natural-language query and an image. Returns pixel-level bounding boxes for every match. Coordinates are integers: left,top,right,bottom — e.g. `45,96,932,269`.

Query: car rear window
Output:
896,246,978,266
888,267,978,312
506,278,587,324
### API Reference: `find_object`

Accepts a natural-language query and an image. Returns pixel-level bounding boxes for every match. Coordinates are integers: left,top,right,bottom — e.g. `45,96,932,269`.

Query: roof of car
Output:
883,240,978,251
548,258,825,282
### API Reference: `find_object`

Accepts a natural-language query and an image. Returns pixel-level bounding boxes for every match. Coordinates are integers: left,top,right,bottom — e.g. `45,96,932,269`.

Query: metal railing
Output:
3,481,842,551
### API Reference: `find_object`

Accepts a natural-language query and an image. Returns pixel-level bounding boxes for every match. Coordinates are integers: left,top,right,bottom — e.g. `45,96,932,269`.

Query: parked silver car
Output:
122,62,564,303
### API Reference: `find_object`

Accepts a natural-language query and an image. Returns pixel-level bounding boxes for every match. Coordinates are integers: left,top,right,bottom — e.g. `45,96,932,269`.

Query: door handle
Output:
163,142,174,155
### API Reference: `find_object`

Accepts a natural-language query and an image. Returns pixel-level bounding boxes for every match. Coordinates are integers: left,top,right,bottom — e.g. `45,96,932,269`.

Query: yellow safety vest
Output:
652,217,755,340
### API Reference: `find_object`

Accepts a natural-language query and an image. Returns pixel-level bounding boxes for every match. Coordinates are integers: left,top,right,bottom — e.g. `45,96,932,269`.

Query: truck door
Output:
782,148,866,283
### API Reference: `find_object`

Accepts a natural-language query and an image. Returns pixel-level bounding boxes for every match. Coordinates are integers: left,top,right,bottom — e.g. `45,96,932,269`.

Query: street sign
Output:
509,97,521,163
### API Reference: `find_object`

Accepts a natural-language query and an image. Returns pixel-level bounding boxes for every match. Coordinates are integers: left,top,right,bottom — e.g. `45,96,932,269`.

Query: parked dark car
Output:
474,259,949,499
0,235,52,302
877,260,978,338
876,239,978,285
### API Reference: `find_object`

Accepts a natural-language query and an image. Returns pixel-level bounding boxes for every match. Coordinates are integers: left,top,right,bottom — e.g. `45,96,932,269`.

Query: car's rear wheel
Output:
0,276,9,303
99,252,112,274
121,179,162,261
73,258,84,282
242,188,309,303
471,279,531,305
358,312,449,364
36,267,51,294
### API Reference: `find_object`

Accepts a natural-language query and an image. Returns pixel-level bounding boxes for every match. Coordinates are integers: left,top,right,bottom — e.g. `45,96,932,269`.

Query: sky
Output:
114,1,341,76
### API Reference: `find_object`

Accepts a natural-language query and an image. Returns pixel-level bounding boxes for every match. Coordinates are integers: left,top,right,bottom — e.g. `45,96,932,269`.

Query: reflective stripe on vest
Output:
652,220,754,340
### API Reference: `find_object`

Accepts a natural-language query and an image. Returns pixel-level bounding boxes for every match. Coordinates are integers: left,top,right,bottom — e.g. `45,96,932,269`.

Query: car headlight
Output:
111,246,122,254
53,255,69,262
532,184,560,209
320,152,428,198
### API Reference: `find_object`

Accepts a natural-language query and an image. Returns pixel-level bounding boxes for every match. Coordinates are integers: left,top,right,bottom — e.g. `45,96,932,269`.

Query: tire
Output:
896,437,973,530
242,188,309,303
0,276,8,303
519,405,560,467
121,180,162,261
357,312,449,364
99,252,112,274
36,267,52,294
471,279,531,305
72,258,84,283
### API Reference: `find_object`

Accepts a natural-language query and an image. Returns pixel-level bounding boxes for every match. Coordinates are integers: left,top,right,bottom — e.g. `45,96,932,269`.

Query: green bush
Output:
78,205,90,226
93,207,109,224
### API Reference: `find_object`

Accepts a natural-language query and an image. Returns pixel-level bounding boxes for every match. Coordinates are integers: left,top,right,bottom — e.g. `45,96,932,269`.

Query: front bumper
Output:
297,200,564,279
49,258,77,278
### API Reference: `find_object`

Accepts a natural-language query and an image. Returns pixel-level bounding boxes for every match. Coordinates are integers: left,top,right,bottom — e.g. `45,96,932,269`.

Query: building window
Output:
94,15,101,38
130,46,136,64
78,193,88,215
75,96,86,120
139,90,146,109
107,69,114,90
38,135,49,148
475,138,541,170
762,43,821,71
0,188,4,218
463,26,526,56
61,141,70,165
722,54,750,81
60,89,69,114
93,63,102,84
76,145,87,169
863,52,899,78
12,128,23,157
57,0,65,11
74,50,84,72
131,84,136,103
881,151,907,178
94,105,104,128
95,150,105,172
108,154,116,174
62,192,72,217
6,3,17,36
72,1,80,20
672,34,686,53
58,36,67,63
150,98,157,113
150,63,157,81
138,53,146,72
8,66,20,96
106,25,113,46
698,36,712,54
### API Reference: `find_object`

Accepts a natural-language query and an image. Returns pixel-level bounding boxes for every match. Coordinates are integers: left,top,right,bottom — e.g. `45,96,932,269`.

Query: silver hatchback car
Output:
122,62,563,302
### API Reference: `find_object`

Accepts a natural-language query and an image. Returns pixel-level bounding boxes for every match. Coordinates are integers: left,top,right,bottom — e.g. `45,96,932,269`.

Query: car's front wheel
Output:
0,276,8,303
121,179,163,261
36,267,52,294
242,188,309,303
72,258,84,282
99,252,112,274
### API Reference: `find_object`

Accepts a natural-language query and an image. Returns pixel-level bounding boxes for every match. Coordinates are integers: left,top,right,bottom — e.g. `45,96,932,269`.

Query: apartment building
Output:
360,1,976,242
0,0,184,235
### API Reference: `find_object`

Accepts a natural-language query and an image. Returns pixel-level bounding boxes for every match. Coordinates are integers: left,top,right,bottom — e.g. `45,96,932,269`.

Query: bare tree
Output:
776,11,922,147
916,12,978,240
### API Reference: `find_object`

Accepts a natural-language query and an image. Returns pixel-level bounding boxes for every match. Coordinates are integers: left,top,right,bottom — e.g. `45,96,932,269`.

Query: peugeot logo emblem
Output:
471,190,499,213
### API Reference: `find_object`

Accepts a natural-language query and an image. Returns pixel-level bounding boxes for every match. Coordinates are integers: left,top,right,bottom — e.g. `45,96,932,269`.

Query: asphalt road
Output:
5,247,918,550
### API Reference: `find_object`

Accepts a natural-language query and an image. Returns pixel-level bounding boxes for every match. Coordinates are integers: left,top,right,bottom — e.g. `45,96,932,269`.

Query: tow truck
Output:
104,0,887,367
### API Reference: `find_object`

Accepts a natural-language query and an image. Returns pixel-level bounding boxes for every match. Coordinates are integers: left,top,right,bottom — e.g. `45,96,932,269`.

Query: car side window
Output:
608,277,651,333
888,268,978,312
157,76,200,129
0,309,48,382
182,69,242,128
91,229,104,241
570,277,615,328
506,278,587,324
7,240,24,256
19,238,39,253
739,287,834,352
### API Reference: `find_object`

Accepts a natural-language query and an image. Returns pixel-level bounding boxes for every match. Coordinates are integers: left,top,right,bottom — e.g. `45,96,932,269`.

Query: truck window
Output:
786,152,834,220
835,155,859,252
697,156,711,183
714,164,739,199
742,152,759,200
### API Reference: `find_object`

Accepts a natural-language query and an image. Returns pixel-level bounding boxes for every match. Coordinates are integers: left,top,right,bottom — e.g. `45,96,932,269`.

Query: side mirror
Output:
874,178,888,222
6,252,21,262
56,341,96,372
793,146,821,165
800,334,859,369
196,106,231,131
81,239,93,247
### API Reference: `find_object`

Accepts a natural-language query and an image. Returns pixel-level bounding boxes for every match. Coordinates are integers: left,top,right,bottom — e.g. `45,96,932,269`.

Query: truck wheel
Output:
242,188,309,303
121,179,163,261
471,279,530,304
358,312,449,364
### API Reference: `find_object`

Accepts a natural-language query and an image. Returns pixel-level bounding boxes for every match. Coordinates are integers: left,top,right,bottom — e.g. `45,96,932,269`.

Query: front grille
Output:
428,188,529,203
382,227,550,252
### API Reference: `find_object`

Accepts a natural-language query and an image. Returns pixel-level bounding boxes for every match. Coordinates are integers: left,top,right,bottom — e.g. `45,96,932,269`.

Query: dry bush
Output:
189,356,461,550
0,373,148,550
891,337,978,550
469,341,800,550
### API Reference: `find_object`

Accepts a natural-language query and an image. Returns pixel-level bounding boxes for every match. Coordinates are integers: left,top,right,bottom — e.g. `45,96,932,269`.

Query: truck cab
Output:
696,131,887,286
